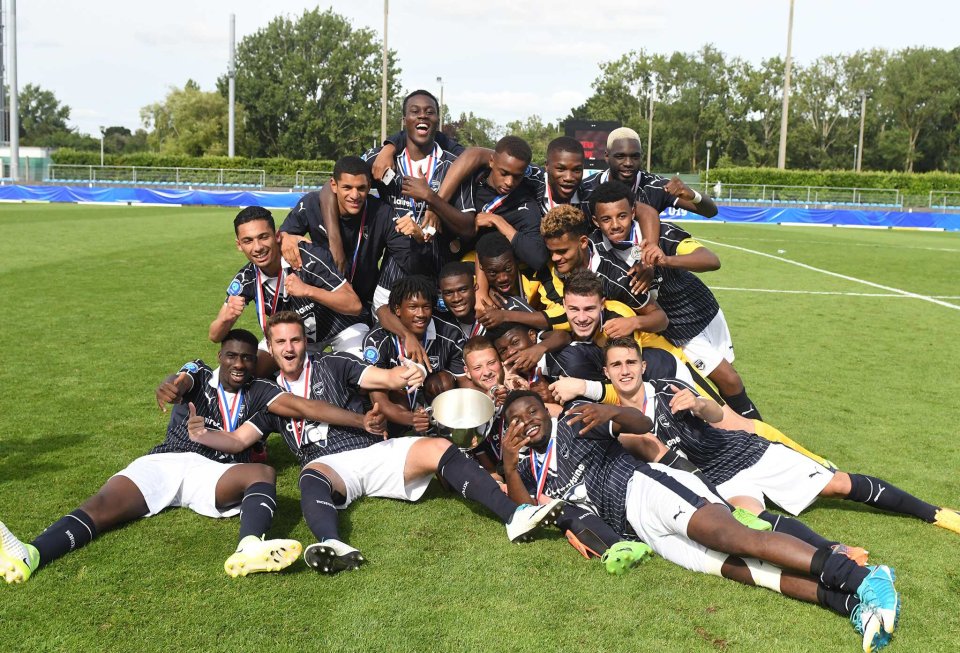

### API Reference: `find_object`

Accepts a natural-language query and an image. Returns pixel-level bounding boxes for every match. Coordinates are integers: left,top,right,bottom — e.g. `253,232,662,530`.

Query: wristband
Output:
422,225,437,237
690,189,702,205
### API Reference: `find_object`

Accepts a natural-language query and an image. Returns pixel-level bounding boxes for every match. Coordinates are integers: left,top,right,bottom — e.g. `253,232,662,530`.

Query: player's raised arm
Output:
209,294,246,343
663,175,718,218
268,393,365,431
155,371,193,411
564,403,652,438
185,402,264,453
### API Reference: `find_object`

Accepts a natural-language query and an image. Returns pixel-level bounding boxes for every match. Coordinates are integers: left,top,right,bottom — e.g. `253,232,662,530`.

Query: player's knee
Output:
820,471,851,498
710,363,743,394
247,463,276,485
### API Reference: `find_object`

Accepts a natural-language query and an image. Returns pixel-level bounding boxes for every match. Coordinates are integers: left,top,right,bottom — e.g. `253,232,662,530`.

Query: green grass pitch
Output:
0,203,958,652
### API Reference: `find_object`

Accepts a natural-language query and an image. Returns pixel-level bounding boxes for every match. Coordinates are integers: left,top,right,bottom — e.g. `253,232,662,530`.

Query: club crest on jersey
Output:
658,414,672,429
693,359,705,371
180,362,200,373
363,346,380,364
311,380,325,396
227,280,242,296
429,356,440,369
429,179,441,191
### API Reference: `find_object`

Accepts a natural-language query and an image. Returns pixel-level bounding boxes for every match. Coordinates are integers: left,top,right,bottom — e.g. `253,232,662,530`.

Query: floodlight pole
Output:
646,81,656,171
856,90,866,173
705,140,713,190
777,0,795,169
380,0,389,143
99,126,105,166
0,0,6,145
436,76,444,131
8,0,18,181
228,13,236,158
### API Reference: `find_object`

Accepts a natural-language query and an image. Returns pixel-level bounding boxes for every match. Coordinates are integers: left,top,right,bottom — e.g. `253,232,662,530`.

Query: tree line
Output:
9,8,960,175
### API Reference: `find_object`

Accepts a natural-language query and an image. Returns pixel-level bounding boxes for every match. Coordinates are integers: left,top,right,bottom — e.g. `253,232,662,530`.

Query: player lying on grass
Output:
589,180,762,419
210,206,366,375
0,329,390,583
185,312,566,574
600,338,960,539
500,390,902,653
460,336,652,568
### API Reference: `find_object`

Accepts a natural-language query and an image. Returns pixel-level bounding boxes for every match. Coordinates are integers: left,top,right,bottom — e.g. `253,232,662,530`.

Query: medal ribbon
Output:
348,202,368,282
483,192,509,214
393,334,427,410
254,266,284,334
216,384,245,432
281,359,312,447
399,144,439,221
530,435,556,502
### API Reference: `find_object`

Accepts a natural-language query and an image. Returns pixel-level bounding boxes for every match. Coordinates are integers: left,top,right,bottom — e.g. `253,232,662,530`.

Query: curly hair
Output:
540,204,590,240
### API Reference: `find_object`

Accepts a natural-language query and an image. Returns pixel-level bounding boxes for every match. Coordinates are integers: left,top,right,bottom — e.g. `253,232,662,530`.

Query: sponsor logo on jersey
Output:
180,362,200,373
227,280,242,296
363,346,380,364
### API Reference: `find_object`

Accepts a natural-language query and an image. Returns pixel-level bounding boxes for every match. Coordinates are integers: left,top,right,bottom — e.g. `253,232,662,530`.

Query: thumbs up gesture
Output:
186,402,209,441
364,402,387,438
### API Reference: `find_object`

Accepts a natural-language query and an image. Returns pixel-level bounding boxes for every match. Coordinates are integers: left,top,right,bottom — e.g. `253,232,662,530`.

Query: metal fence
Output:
928,190,960,212
47,164,267,188
294,169,333,189
713,184,902,208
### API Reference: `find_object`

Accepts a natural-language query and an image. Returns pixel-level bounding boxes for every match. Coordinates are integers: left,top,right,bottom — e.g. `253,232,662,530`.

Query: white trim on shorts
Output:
715,443,833,516
114,452,239,518
681,308,735,376
306,436,431,508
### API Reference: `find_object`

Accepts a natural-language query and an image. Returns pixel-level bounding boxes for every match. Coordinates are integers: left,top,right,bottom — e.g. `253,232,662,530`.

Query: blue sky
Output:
7,0,958,136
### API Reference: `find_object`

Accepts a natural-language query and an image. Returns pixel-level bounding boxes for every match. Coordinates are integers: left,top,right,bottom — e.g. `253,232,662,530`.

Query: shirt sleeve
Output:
639,177,677,214
279,192,320,238
327,352,369,388
564,400,616,441
225,268,254,306
298,243,347,291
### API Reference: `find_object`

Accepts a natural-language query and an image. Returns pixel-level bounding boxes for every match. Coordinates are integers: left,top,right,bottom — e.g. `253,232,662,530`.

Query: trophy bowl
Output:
430,388,495,448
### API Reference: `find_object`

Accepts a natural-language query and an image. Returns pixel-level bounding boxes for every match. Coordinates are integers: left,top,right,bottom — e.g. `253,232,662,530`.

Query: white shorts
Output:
681,309,735,376
625,463,729,575
307,437,431,508
114,452,239,518
715,444,833,516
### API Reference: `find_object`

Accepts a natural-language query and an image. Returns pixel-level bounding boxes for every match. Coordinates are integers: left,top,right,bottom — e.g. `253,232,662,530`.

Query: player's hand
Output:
364,402,387,437
283,272,310,298
530,376,554,406
411,406,432,434
488,384,510,407
668,384,699,414
565,403,616,435
641,241,666,267
503,344,544,374
186,402,208,441
500,417,530,467
155,372,189,411
627,262,655,294
477,306,507,329
222,294,246,321
402,334,433,373
401,175,434,202
396,357,426,390
474,289,496,314
549,377,586,404
603,316,637,340
278,232,305,269
395,214,426,242
421,209,439,242
476,212,499,229
371,146,396,182
664,176,694,201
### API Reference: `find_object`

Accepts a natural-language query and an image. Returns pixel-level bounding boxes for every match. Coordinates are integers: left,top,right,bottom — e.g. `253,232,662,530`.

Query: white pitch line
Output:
712,287,960,299
699,239,960,311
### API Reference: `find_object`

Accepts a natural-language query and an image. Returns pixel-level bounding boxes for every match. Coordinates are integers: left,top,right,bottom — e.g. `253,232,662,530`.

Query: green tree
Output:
504,115,561,164
140,80,246,156
219,8,401,159
13,83,97,149
444,112,500,148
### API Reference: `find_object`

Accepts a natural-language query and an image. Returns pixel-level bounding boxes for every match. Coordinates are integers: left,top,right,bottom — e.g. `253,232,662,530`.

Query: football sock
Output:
817,584,860,617
760,511,837,549
846,473,938,522
31,509,97,567
721,389,762,420
437,445,516,523
810,546,869,592
555,504,621,552
237,482,277,542
299,468,341,542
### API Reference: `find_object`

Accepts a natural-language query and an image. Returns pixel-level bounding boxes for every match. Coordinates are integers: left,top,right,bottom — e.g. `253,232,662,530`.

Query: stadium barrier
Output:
1,184,957,231
714,184,902,208
47,164,267,189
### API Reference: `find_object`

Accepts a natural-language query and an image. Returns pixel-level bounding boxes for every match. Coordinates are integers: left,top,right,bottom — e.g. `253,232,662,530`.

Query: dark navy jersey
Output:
540,340,606,382
471,404,507,464
535,240,651,313
644,378,768,485
149,360,282,463
525,165,588,216
454,170,546,270
579,169,679,220
651,222,720,344
436,295,534,340
257,353,380,467
362,318,465,378
226,241,363,343
513,404,706,539
279,193,414,308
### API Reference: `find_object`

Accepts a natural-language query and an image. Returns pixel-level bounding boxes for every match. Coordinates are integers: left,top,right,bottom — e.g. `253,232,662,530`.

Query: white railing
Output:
928,190,960,211
47,164,267,188
713,184,901,208
294,169,333,189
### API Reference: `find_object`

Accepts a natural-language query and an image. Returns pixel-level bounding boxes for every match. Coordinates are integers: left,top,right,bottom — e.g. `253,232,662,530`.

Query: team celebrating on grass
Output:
4,89,959,652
